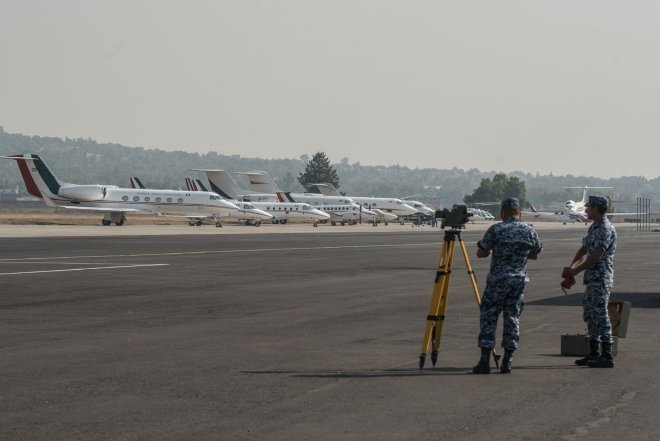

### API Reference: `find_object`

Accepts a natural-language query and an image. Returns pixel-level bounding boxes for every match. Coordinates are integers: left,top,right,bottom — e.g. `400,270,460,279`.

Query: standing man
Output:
562,195,617,368
473,198,543,374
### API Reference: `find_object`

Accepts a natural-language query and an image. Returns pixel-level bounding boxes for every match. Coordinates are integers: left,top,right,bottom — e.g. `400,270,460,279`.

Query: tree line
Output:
1,130,658,209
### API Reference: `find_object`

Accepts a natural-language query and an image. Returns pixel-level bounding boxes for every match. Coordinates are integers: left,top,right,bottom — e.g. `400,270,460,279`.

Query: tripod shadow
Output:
241,363,577,378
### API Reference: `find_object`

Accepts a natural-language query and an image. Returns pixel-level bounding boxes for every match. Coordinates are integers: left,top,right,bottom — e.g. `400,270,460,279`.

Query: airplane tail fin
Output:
276,191,295,203
194,179,208,192
184,177,209,192
184,177,196,191
192,169,238,199
235,171,281,193
527,202,541,218
129,177,146,189
309,183,341,196
1,154,66,199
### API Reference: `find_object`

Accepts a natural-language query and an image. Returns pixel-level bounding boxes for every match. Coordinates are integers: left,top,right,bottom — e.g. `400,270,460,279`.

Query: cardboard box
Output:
608,301,631,338
560,301,630,357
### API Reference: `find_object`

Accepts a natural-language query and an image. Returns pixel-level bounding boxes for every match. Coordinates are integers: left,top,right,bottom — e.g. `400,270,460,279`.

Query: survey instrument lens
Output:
434,204,472,230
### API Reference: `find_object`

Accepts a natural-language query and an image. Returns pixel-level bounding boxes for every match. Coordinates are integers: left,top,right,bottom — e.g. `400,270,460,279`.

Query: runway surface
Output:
1,223,659,440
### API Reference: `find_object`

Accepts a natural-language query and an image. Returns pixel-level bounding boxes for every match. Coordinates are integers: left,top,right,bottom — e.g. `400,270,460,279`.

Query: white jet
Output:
235,171,380,225
302,182,419,218
526,186,640,224
2,154,239,227
188,171,331,225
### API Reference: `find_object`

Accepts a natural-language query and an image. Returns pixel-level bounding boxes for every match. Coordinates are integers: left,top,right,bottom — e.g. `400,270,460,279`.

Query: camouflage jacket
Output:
477,218,543,281
583,217,617,287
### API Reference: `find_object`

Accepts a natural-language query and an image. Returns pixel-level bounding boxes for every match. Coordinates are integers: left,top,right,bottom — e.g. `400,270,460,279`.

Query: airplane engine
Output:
58,185,116,201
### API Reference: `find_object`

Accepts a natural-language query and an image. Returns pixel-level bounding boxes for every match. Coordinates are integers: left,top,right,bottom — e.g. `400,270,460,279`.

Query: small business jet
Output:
127,176,273,226
527,186,640,224
235,171,380,225
527,202,589,225
2,154,239,226
188,171,331,225
308,182,418,218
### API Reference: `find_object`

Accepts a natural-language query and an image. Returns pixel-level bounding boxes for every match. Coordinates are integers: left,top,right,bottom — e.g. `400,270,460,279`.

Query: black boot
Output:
500,350,514,374
575,340,600,366
472,347,491,374
588,341,614,368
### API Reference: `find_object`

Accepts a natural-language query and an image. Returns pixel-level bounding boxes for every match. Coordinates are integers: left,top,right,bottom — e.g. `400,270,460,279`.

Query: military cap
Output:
501,197,520,208
585,195,608,209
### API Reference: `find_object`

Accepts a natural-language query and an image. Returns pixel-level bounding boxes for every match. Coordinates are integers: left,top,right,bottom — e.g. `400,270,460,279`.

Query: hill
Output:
1,128,658,209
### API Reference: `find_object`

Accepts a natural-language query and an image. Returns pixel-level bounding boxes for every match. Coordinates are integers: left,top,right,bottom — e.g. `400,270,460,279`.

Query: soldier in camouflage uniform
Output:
473,198,543,374
562,195,617,368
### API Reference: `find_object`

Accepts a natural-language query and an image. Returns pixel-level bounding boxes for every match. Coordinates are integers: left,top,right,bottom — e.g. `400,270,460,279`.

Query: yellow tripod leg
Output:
419,238,452,369
430,239,455,366
457,237,501,368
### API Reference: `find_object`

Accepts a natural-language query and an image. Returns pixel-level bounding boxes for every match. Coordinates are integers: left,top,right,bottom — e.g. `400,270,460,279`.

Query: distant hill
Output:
1,128,658,209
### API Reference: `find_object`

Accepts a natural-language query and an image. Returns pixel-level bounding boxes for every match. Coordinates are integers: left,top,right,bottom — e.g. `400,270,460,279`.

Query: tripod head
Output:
435,204,472,229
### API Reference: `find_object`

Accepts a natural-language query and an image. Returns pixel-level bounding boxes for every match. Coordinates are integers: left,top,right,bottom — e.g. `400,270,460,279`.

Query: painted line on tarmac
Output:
0,243,440,262
0,263,169,276
0,237,575,263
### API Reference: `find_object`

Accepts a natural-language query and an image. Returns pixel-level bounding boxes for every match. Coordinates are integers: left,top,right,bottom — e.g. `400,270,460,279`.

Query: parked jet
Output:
527,186,640,224
235,171,380,225
2,154,239,226
291,182,418,218
188,171,330,225
527,202,588,225
562,186,613,214
400,199,435,217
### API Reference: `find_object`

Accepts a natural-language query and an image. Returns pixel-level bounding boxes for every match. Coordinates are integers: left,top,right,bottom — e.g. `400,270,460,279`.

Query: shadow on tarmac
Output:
242,365,577,378
528,292,660,308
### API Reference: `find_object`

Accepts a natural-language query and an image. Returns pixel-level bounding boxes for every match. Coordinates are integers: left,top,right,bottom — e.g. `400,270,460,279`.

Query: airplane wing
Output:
606,212,643,216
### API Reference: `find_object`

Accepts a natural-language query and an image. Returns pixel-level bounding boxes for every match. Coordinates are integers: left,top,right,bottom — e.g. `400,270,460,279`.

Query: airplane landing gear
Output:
103,212,126,226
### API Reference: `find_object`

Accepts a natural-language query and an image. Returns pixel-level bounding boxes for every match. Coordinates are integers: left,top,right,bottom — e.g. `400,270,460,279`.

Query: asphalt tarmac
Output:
1,222,659,441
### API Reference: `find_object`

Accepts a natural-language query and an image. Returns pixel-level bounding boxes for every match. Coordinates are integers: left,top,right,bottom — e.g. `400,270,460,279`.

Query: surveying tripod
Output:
419,229,500,369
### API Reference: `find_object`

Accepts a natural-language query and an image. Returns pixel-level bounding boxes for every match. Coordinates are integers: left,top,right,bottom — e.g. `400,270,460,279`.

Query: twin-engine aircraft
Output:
232,170,381,225
129,176,272,226
527,186,640,224
2,154,240,226
188,171,331,225
307,182,418,217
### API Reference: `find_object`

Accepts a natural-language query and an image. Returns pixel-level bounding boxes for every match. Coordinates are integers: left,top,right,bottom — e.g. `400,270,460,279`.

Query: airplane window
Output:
167,197,173,203
122,196,129,201
155,197,162,202
177,198,184,203
133,196,140,202
144,197,151,202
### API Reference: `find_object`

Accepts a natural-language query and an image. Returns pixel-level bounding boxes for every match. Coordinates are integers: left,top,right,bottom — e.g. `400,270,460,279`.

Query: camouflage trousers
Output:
478,277,526,351
582,284,613,344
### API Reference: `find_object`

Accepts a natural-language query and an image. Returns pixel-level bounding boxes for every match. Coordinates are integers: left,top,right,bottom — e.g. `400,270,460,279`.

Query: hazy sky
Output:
1,1,659,178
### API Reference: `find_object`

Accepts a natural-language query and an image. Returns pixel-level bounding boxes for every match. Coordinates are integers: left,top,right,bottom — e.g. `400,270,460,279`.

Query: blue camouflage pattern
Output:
582,217,617,287
477,219,543,282
478,278,526,350
582,285,613,343
477,219,542,350
581,217,616,343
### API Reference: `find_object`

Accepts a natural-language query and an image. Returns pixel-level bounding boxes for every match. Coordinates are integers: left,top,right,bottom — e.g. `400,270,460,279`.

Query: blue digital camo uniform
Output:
477,219,543,350
582,217,617,344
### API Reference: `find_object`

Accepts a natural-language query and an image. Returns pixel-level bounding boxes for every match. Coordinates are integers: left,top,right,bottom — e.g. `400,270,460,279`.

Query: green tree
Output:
464,173,527,205
297,152,340,191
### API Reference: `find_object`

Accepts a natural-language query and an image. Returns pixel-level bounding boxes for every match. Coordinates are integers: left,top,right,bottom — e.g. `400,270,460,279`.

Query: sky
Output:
1,0,659,179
